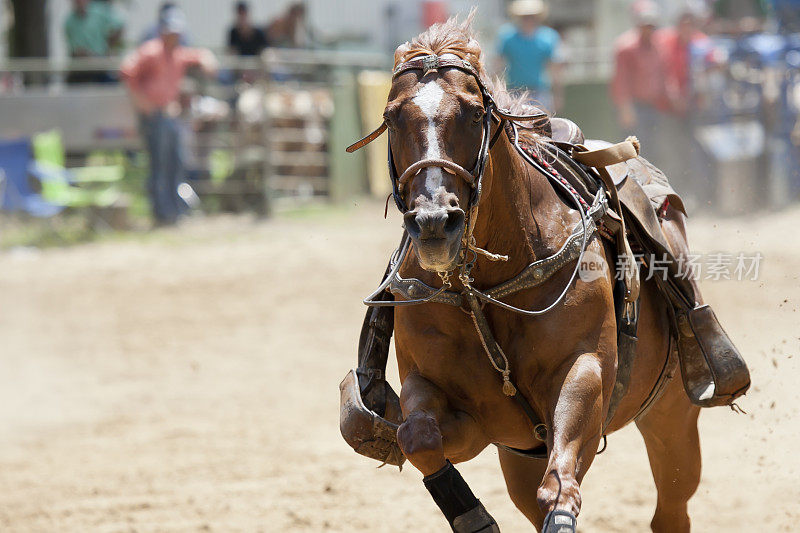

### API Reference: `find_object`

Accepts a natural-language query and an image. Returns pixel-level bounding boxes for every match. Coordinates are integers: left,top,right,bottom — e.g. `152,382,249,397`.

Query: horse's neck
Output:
470,134,571,286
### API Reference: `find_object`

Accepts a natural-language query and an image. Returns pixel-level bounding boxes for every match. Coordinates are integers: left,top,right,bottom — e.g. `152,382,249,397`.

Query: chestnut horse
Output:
362,16,704,533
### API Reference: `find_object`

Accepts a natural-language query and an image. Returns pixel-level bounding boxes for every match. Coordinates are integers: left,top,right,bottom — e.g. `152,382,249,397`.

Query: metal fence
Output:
0,48,387,214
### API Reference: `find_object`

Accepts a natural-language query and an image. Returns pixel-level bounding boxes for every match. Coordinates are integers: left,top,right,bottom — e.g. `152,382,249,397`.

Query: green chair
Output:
32,130,123,208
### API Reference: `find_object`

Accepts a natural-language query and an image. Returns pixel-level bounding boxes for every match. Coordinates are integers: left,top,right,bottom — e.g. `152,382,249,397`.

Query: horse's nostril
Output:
406,208,463,240
404,211,422,237
444,209,465,235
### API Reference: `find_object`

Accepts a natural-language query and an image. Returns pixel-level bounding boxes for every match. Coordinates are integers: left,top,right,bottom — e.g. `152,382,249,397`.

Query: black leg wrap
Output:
542,510,576,533
423,461,499,532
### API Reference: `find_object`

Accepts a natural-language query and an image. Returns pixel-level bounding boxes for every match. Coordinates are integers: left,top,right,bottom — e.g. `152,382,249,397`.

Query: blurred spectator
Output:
660,9,708,117
657,8,710,190
611,1,669,165
497,0,564,111
713,0,769,17
64,0,124,83
770,0,800,34
140,2,190,45
266,2,310,48
228,2,269,56
121,8,217,225
709,0,768,34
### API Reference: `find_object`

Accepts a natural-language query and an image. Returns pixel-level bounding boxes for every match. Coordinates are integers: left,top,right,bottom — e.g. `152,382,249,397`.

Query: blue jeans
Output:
631,102,662,166
139,111,184,223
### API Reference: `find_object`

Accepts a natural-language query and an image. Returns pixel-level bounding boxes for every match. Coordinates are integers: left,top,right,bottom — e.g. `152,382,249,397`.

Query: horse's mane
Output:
394,9,548,147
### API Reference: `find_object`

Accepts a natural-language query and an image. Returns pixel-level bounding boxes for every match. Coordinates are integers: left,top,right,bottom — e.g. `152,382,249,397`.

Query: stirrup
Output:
339,369,406,467
542,510,576,533
676,304,751,407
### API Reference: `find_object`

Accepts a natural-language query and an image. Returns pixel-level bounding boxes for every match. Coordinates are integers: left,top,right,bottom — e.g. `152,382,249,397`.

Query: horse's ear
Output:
464,38,483,68
393,43,411,67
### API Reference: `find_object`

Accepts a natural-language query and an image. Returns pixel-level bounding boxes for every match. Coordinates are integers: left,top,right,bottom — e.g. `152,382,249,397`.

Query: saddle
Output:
533,116,749,410
339,117,750,467
557,137,750,410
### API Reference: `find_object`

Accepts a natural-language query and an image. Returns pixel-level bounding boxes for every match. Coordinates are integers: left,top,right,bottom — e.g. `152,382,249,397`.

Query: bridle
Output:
346,53,550,280
348,53,548,216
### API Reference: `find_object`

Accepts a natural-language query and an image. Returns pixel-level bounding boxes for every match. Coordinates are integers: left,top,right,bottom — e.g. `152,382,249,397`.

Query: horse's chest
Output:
395,312,548,443
396,313,535,394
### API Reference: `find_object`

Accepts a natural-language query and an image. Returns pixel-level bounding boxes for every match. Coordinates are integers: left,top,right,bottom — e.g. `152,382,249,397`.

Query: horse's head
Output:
346,13,546,273
385,52,487,272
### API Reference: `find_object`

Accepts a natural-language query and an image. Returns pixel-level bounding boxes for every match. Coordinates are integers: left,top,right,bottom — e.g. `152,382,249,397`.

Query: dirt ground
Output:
0,202,798,532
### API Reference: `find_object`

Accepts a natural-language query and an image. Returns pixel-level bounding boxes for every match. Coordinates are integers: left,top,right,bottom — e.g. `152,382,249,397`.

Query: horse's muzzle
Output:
404,207,465,271
404,207,464,240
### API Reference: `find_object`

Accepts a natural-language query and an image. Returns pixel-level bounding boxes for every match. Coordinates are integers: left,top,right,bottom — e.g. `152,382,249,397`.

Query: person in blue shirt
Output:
497,0,564,111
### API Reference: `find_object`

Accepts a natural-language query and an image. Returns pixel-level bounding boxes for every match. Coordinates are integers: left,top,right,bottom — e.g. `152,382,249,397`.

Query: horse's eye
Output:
472,109,485,123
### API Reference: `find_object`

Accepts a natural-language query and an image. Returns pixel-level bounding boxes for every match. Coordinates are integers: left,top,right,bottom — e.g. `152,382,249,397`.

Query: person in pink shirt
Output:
120,7,217,225
610,1,669,166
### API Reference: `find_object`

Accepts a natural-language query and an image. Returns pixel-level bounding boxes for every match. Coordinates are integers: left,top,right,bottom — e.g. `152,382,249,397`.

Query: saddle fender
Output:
339,264,406,468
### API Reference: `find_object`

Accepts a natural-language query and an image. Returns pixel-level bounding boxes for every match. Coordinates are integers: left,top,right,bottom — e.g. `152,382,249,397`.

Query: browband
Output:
392,55,476,79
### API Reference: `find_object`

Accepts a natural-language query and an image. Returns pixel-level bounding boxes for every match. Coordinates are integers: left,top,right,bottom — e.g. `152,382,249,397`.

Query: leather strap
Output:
346,122,388,153
393,55,476,78
573,140,641,304
489,118,507,149
347,54,548,154
463,291,545,441
387,216,598,308
603,294,640,431
494,108,549,123
572,137,640,168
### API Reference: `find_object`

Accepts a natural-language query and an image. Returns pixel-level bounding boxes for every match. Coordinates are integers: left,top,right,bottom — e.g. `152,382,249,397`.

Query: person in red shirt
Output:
658,9,707,117
120,7,217,225
611,1,669,166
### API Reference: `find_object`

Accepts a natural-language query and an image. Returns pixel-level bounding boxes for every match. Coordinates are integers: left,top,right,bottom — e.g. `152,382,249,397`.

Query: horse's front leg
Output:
537,353,605,533
397,372,498,532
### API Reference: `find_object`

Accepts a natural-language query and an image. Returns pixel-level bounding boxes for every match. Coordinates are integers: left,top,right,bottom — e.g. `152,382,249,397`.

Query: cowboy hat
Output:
509,0,548,18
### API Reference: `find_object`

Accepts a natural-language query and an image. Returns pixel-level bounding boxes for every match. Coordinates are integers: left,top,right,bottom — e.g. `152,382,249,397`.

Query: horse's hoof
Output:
452,501,500,533
542,510,576,533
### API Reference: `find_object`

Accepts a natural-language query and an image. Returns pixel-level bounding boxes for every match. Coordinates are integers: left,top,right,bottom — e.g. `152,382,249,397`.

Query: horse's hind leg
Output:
635,375,701,533
497,449,548,531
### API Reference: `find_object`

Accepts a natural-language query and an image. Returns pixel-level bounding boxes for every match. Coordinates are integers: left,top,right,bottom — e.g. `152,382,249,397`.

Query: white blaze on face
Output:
412,80,445,195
